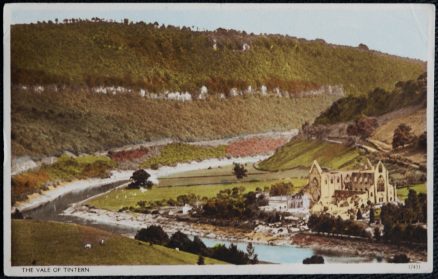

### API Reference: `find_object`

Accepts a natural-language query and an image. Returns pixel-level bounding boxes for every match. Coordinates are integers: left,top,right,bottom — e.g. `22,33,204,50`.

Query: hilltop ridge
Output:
12,20,425,96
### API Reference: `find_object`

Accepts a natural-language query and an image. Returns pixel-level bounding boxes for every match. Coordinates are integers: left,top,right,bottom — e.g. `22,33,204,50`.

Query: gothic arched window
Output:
377,175,385,192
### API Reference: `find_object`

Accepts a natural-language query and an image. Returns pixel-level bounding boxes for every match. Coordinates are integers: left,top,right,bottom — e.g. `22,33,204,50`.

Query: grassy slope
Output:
258,138,361,171
12,92,338,157
88,179,307,211
12,22,424,95
372,107,427,145
11,220,225,266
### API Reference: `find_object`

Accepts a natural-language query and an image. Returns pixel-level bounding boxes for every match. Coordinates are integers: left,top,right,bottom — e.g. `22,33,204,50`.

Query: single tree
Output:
417,132,427,151
374,227,381,241
392,124,415,149
347,116,378,139
233,163,248,179
369,207,375,225
135,225,169,245
246,242,255,264
356,209,363,220
128,169,153,189
197,255,205,265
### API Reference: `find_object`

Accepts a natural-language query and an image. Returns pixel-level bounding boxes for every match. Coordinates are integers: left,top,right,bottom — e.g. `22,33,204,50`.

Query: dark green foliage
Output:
210,243,250,265
167,232,209,257
392,124,416,149
346,116,378,139
369,207,375,224
374,227,381,241
380,190,427,244
307,214,369,238
389,254,410,263
11,21,424,95
246,242,258,264
417,132,427,151
356,209,363,220
233,163,248,179
201,189,267,220
269,182,293,196
315,73,427,125
128,169,153,189
303,255,324,264
165,230,252,264
134,225,169,245
11,209,24,219
197,255,205,265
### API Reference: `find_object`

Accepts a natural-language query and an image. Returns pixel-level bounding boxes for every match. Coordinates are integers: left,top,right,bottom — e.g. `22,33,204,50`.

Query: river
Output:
19,154,378,264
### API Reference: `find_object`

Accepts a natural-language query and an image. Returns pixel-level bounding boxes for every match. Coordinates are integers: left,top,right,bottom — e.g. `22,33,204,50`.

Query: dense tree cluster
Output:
307,214,369,238
269,182,293,196
201,188,267,219
315,73,427,125
346,116,378,139
380,190,427,244
135,225,256,264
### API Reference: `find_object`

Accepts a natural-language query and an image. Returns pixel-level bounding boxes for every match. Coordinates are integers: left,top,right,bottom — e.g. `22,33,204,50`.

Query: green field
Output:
397,183,427,201
87,178,307,211
159,164,308,187
258,138,361,171
141,143,227,168
12,220,225,266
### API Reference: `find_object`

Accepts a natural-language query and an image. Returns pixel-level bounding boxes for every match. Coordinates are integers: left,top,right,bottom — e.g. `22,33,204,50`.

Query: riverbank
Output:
13,170,133,213
291,232,427,262
62,205,427,263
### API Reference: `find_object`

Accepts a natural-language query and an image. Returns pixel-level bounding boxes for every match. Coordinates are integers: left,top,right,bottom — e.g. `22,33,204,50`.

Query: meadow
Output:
258,138,361,171
12,220,225,265
87,178,308,212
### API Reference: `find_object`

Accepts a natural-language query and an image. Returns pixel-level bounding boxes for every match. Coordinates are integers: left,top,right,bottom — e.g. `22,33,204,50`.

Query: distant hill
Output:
10,20,426,158
12,20,425,96
314,73,427,125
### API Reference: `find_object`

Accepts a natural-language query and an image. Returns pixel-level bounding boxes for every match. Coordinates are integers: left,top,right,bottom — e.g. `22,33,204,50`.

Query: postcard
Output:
3,3,434,276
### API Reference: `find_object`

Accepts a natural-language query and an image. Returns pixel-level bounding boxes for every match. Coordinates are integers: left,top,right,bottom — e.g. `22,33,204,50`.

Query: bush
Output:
303,255,324,264
134,225,169,245
269,182,293,196
390,254,410,263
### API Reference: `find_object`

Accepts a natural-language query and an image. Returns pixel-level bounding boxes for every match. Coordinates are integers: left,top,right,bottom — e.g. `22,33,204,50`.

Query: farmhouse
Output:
308,160,397,215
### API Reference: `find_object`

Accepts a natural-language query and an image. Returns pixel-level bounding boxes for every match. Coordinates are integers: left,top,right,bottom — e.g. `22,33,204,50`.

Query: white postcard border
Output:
3,3,435,276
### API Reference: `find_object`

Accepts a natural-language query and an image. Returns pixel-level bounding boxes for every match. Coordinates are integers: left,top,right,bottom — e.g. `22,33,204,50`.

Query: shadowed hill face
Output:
314,73,427,125
11,21,425,96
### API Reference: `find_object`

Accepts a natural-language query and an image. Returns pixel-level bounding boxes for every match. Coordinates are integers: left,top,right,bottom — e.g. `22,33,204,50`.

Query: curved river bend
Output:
20,156,378,264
